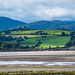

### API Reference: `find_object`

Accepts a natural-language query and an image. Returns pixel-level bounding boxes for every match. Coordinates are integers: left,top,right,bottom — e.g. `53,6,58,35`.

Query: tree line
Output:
65,31,75,47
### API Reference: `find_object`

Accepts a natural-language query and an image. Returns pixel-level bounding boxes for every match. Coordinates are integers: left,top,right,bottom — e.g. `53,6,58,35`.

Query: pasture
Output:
2,30,71,49
4,36,70,49
7,30,70,35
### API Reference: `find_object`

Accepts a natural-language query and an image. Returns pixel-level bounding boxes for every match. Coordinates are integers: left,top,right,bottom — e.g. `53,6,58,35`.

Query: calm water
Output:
0,61,75,66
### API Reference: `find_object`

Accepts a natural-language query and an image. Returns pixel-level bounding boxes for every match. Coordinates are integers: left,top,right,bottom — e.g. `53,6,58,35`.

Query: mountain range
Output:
0,17,26,31
26,20,75,31
0,17,75,31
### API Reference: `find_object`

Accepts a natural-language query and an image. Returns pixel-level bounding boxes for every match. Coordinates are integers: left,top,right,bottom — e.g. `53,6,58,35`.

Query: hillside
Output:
0,17,26,31
26,20,75,31
1,29,71,49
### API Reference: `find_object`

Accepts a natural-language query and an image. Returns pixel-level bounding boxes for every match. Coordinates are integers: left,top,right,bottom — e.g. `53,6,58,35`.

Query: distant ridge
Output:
0,17,75,31
26,20,75,31
0,17,26,31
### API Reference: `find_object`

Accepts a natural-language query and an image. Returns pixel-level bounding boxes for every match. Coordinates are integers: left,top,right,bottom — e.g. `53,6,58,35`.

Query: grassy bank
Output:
0,71,75,75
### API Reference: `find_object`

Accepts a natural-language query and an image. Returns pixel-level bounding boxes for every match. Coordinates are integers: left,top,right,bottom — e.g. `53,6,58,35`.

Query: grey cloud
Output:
0,0,75,22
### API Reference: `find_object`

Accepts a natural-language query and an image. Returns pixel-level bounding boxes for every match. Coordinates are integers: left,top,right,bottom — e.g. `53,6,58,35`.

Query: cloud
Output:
0,0,75,22
35,7,68,20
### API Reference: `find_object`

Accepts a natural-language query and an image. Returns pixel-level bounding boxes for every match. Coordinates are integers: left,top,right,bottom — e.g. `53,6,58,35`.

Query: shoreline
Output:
0,51,75,55
0,48,75,52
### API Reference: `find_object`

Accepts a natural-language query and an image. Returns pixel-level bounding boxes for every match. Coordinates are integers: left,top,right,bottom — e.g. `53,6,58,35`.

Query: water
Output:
0,61,44,65
47,62,75,66
0,61,75,66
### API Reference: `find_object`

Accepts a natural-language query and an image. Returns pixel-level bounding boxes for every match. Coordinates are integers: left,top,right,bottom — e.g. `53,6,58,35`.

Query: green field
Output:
43,30,70,35
36,36,70,48
2,30,71,49
4,36,71,49
10,30,40,35
15,36,70,48
5,35,55,38
20,38,37,46
8,30,70,35
4,40,16,44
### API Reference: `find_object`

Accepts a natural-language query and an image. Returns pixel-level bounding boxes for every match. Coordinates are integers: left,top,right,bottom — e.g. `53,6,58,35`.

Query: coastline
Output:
0,48,75,52
0,50,75,56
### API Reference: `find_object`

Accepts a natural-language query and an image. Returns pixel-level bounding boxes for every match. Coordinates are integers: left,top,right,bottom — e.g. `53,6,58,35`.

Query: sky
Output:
0,0,75,23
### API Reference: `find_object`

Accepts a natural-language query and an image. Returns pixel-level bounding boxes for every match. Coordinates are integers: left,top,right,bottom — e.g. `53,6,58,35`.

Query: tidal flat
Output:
0,51,75,72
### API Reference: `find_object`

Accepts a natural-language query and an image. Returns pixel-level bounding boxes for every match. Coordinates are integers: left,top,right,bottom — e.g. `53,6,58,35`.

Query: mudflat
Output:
0,51,75,56
0,51,75,61
0,51,75,72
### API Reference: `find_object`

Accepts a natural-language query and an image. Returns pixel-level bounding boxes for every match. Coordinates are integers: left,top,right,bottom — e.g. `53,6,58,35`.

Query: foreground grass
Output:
0,66,75,75
0,71,75,75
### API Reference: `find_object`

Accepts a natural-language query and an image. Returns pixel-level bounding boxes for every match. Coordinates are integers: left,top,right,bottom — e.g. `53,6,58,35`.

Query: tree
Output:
13,43,19,49
41,47,43,49
18,27,23,31
7,36,14,41
4,30,11,34
31,46,35,49
70,31,75,36
49,46,51,49
1,43,8,49
0,31,1,35
24,26,27,30
25,45,29,49
61,32,65,36
70,31,75,40
24,36,28,39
